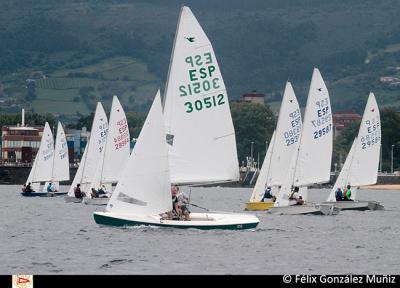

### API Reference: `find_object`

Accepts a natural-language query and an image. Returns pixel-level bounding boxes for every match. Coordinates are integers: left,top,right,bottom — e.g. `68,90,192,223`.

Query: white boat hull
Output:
64,196,83,203
269,203,340,215
83,197,109,205
323,200,384,211
93,212,259,230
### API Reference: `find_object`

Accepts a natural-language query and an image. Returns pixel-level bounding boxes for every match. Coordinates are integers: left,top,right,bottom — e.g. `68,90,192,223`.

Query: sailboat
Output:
83,96,130,205
245,82,302,211
324,93,383,211
64,102,108,202
22,122,54,197
94,92,258,229
22,122,70,197
94,6,259,229
269,68,339,215
42,122,70,194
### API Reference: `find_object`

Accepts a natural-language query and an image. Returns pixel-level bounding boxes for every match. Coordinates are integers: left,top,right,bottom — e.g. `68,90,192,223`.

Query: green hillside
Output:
1,0,400,119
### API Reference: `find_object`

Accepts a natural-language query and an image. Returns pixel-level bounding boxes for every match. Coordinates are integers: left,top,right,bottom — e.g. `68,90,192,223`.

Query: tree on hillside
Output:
230,101,276,166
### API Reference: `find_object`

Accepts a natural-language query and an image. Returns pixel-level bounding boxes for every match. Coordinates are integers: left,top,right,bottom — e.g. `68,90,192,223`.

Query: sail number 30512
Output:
184,94,225,113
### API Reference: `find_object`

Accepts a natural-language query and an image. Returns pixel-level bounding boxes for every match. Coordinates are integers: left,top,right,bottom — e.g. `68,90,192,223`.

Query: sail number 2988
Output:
184,94,225,113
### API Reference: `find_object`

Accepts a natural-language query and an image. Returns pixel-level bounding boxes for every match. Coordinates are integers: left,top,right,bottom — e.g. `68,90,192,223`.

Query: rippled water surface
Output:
1,185,399,274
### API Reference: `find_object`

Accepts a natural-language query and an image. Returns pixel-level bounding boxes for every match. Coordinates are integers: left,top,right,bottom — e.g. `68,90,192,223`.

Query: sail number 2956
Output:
184,94,225,113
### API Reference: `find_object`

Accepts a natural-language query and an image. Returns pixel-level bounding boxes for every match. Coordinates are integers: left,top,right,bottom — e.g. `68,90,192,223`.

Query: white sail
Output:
32,122,54,182
327,138,357,202
267,82,302,186
80,103,108,193
106,90,172,215
347,93,381,187
293,68,333,186
26,154,41,191
249,131,275,202
163,6,239,185
52,122,70,181
68,143,88,196
91,96,130,190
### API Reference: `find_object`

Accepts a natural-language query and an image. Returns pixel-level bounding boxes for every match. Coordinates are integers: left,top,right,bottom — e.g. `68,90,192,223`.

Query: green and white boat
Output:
94,6,259,230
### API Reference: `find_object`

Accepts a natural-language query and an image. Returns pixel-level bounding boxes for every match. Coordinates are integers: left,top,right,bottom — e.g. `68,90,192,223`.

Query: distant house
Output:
1,125,44,163
333,111,362,137
242,91,265,105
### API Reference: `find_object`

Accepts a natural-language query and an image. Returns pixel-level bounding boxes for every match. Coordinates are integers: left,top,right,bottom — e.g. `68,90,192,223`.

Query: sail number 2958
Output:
184,94,225,113
313,124,332,139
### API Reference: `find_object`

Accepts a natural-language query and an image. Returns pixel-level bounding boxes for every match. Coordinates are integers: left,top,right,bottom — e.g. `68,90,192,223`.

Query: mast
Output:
162,6,184,112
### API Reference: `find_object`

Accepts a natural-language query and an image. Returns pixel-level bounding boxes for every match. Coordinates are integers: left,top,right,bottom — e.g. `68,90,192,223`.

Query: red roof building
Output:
333,111,362,136
242,91,265,105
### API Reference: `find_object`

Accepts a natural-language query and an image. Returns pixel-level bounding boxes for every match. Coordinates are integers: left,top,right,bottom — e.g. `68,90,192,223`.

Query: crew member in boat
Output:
91,188,98,198
261,186,273,202
74,184,84,199
343,185,352,201
295,195,304,205
23,182,34,193
335,187,343,201
161,186,181,220
289,186,300,200
97,185,108,198
176,186,190,221
47,181,57,193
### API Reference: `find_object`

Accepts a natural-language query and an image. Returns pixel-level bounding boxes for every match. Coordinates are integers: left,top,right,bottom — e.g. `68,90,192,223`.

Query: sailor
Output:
74,184,84,199
170,185,181,220
335,187,343,201
177,187,190,221
344,184,352,201
25,182,34,193
295,195,304,205
289,186,300,200
91,188,98,198
261,186,273,202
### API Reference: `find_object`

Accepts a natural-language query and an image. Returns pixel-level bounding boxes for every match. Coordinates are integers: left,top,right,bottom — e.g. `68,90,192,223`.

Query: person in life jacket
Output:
335,187,343,201
74,184,84,199
344,184,352,201
261,186,273,202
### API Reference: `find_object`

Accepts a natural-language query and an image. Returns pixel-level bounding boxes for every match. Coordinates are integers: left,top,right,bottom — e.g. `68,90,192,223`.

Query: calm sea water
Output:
1,185,399,274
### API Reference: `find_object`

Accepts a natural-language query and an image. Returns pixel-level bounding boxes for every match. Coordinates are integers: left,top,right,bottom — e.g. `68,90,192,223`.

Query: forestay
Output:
106,91,172,215
163,6,239,185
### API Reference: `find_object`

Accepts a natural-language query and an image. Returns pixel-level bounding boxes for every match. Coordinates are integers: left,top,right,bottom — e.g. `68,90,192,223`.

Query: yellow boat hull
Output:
245,201,274,211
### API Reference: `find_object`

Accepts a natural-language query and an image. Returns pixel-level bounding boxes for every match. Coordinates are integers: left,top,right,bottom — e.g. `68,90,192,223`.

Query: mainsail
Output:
163,6,239,185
